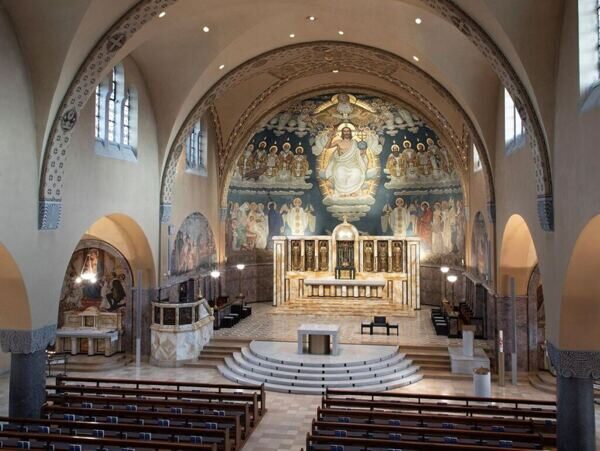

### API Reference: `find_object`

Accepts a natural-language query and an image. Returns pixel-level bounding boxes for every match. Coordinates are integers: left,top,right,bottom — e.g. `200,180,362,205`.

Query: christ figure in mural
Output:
322,126,367,196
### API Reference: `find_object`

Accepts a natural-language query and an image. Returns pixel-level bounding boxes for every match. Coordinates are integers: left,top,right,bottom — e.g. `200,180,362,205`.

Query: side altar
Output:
273,221,420,310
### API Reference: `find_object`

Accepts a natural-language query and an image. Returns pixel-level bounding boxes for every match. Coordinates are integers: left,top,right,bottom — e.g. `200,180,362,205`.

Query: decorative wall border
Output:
38,0,178,230
159,42,495,223
0,324,57,354
37,0,553,232
547,341,600,379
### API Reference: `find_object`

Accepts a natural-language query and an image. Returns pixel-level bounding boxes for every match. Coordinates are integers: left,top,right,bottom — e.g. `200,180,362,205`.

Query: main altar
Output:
273,221,420,312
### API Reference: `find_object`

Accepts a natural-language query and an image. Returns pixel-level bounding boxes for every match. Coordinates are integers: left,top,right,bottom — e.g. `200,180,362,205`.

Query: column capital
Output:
547,341,600,379
0,324,56,354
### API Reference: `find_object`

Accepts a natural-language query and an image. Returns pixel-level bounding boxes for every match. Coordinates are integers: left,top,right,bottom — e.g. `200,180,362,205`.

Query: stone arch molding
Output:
38,0,177,230
217,84,478,214
37,0,553,232
159,42,496,224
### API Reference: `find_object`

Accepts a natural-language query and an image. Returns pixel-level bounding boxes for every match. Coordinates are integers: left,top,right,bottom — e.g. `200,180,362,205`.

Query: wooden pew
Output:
43,404,243,449
46,392,253,437
0,429,217,450
321,397,556,421
317,407,556,434
55,375,267,417
48,383,261,427
305,432,535,450
311,418,553,448
0,416,232,451
326,389,556,412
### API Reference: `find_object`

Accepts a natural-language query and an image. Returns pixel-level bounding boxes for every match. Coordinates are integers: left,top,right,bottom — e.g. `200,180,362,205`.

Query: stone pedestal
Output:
448,346,490,374
462,325,476,357
473,367,491,397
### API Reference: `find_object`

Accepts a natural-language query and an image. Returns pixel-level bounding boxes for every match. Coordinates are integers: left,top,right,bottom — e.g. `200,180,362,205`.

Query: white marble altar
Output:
448,346,490,374
297,324,340,355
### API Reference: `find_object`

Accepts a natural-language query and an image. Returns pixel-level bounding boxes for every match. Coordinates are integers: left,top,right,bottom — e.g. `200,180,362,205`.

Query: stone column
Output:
548,342,600,451
0,324,56,418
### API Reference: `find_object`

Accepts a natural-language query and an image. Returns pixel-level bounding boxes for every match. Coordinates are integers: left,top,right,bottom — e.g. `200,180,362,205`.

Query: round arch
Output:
0,243,31,330
498,214,538,296
559,215,600,350
82,213,156,288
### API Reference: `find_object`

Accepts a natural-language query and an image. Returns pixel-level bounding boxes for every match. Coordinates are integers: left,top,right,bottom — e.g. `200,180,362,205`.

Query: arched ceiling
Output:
0,0,563,231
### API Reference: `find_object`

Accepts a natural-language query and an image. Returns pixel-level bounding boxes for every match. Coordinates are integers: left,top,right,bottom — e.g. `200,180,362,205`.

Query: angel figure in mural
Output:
280,198,316,235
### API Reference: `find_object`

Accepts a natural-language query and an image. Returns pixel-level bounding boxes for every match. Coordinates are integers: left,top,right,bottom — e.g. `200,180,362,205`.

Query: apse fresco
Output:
58,242,132,325
470,212,490,281
226,92,465,264
171,212,216,278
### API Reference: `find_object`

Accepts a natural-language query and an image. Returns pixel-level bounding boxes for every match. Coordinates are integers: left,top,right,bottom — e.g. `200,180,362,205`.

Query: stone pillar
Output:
0,324,56,418
548,342,600,451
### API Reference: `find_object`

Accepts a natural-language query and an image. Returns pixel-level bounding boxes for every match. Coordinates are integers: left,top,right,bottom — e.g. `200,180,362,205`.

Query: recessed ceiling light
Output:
307,15,316,21
158,11,166,18
415,17,422,24
202,26,210,32
413,55,420,62
332,69,339,73
219,64,225,70
289,33,295,38
338,30,344,36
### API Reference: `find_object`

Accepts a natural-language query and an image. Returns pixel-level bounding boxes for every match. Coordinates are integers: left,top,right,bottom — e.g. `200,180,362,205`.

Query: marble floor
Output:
216,302,488,348
0,304,598,450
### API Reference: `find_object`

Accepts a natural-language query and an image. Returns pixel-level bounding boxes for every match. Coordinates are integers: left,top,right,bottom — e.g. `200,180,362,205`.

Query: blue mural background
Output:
225,93,465,265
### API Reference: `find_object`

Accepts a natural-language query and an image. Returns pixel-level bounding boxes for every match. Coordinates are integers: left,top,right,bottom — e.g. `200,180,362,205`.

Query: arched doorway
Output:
560,215,600,350
497,214,539,372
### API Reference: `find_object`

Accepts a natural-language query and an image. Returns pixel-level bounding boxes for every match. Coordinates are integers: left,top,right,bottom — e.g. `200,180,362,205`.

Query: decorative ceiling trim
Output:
419,0,552,231
216,84,476,213
159,41,496,224
37,0,178,230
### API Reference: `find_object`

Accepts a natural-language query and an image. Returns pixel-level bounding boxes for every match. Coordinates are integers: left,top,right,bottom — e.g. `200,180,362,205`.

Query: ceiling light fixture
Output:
202,26,210,32
415,17,422,24
413,55,419,62
158,11,166,18
338,30,344,36
289,33,296,38
219,64,225,70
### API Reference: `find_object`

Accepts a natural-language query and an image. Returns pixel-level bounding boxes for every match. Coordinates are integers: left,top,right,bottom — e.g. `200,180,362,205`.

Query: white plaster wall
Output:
0,9,160,331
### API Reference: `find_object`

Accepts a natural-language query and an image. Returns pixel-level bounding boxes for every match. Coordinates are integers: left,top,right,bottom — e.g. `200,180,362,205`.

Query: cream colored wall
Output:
0,9,160,331
159,116,221,286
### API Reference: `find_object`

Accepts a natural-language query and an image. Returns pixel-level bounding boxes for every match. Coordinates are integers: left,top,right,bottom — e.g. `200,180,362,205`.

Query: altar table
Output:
297,323,340,355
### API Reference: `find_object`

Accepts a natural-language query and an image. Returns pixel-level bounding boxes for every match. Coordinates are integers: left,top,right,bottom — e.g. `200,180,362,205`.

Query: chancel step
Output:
271,298,414,317
218,341,422,394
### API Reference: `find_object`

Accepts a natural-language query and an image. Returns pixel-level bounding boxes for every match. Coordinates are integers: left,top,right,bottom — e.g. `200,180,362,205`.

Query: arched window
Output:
579,0,600,110
94,63,137,161
473,144,482,173
185,120,207,176
504,88,525,154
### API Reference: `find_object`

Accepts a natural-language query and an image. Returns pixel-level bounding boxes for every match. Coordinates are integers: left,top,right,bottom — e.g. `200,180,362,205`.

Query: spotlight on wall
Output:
307,15,317,22
219,64,225,70
440,266,450,274
338,30,344,35
332,69,339,73
415,17,422,24
446,274,458,284
236,264,246,271
202,26,210,32
210,270,221,278
289,33,296,38
413,55,420,62
158,11,166,18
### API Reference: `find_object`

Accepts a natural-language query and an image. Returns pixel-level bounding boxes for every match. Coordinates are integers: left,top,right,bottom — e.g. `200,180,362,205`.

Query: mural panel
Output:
471,211,490,281
226,92,465,265
171,212,216,278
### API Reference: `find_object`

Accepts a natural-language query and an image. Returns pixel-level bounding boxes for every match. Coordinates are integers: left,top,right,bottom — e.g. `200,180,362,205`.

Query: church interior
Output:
0,0,599,449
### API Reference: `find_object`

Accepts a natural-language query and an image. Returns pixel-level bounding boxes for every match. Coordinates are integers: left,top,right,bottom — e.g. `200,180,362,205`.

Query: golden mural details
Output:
226,91,465,265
